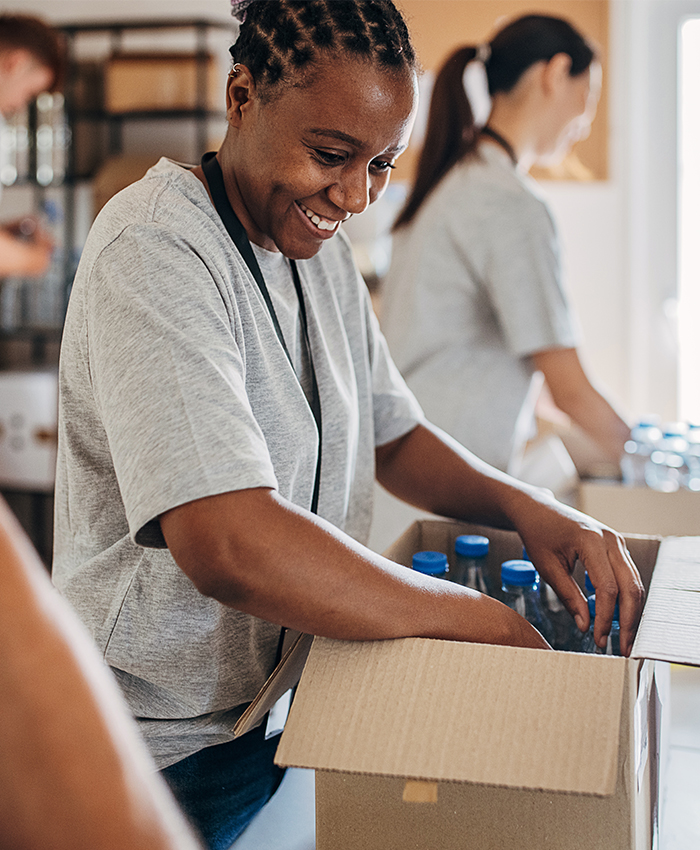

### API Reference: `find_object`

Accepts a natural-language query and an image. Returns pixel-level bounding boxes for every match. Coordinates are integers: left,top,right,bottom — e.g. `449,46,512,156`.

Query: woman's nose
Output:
327,167,372,216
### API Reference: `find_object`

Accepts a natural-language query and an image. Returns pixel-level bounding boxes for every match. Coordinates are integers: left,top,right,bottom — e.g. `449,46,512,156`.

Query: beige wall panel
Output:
396,0,609,181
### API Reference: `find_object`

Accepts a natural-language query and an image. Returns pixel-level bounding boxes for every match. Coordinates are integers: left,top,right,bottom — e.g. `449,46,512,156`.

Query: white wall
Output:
543,0,700,424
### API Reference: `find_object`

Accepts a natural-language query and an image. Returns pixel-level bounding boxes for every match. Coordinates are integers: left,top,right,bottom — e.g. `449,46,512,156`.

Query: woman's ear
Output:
225,65,256,127
542,52,573,95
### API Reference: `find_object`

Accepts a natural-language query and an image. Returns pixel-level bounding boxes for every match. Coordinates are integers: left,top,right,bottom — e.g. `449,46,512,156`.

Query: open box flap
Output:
233,631,314,737
276,636,626,796
632,536,700,667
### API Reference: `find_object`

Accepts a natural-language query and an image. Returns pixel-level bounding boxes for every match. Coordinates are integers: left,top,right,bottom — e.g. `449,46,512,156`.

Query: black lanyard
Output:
480,125,518,167
201,152,322,515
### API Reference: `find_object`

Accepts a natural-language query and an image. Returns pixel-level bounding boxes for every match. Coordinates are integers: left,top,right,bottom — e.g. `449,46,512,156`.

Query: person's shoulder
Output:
100,158,206,222
86,158,217,256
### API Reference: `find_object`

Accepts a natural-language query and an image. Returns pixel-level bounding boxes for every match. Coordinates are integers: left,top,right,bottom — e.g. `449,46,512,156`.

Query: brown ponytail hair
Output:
393,14,596,230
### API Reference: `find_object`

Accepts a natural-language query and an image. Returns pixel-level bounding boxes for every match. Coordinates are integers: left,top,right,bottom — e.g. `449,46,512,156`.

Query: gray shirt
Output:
381,144,580,473
53,158,422,767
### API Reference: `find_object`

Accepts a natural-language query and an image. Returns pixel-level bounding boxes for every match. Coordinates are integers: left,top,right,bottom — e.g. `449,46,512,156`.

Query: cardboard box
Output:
105,53,222,113
275,519,700,850
578,480,700,537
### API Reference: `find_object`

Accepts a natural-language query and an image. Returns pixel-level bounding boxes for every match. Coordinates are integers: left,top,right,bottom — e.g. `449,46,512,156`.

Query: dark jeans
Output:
161,726,285,850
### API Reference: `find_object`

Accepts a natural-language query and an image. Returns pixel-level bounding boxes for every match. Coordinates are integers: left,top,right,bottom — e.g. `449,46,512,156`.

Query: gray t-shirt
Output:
381,143,580,473
53,158,422,767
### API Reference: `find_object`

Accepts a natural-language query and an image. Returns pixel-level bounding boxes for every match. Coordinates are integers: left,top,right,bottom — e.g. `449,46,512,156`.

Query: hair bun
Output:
230,0,257,23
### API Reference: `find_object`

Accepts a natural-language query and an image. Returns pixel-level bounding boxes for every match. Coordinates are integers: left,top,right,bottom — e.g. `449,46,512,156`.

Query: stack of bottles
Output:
411,540,620,654
622,417,700,492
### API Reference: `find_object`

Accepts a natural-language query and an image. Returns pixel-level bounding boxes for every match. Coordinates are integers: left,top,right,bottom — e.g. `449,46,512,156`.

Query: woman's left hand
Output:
514,495,644,656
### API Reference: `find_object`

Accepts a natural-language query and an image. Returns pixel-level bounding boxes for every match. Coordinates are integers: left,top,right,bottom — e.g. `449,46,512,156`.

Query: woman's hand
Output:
512,493,644,656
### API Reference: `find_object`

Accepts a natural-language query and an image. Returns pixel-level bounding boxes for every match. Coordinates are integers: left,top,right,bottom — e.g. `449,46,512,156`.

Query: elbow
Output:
170,541,254,607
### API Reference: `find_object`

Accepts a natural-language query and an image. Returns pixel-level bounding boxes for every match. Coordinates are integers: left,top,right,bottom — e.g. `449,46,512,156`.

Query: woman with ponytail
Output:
52,6,642,846
382,14,631,477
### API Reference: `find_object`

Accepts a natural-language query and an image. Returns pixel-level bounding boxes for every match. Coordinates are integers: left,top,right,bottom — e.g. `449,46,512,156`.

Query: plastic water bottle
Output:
540,581,583,651
453,534,489,593
645,423,689,492
581,595,621,655
621,419,661,487
684,423,700,491
500,560,555,645
412,551,449,579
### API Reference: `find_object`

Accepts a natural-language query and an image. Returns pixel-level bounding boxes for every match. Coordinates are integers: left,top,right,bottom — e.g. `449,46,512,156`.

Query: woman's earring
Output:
229,63,242,78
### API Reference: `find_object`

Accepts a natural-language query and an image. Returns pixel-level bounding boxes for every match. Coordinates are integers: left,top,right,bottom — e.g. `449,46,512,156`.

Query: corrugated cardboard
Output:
276,519,697,850
578,480,700,537
105,53,221,113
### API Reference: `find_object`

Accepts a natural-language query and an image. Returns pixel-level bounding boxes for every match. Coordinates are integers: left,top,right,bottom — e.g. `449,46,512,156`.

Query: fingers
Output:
523,516,644,657
596,531,644,656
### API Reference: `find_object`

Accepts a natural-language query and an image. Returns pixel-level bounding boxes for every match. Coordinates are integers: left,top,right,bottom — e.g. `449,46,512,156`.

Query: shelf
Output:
71,108,226,121
58,18,234,35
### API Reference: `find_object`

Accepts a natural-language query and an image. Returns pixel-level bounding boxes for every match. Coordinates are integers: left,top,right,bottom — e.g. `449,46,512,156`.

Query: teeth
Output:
299,202,337,232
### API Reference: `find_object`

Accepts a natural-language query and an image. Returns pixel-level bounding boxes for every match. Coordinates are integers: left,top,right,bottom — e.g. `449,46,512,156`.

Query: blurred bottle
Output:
412,551,449,579
581,594,621,656
500,559,555,645
35,92,69,187
621,418,661,487
645,423,689,493
683,423,700,491
453,534,489,592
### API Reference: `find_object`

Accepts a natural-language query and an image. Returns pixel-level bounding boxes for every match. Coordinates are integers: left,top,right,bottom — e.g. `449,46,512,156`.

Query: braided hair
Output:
231,0,417,97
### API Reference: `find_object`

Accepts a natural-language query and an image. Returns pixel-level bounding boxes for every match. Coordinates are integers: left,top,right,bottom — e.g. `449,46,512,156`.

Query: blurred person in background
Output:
381,14,631,479
0,13,64,278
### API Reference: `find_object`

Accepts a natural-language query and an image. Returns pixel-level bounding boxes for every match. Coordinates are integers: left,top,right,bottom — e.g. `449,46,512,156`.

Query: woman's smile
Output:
296,200,343,234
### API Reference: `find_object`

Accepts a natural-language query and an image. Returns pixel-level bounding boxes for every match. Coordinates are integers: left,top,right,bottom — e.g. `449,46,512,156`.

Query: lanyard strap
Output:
201,152,322,514
480,125,518,167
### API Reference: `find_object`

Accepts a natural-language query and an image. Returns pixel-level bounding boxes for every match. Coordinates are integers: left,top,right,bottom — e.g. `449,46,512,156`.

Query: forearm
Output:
160,487,548,649
552,386,630,462
376,421,548,530
532,347,631,463
0,499,202,850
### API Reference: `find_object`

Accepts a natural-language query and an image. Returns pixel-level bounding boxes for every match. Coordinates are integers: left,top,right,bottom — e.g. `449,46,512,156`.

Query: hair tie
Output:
230,0,257,23
476,42,491,64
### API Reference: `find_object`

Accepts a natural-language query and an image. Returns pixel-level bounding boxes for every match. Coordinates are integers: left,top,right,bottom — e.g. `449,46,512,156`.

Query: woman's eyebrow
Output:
308,127,406,155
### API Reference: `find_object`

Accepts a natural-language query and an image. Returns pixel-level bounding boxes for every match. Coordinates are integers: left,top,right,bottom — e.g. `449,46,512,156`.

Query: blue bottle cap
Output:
587,594,620,621
501,559,537,586
412,551,448,576
455,534,489,557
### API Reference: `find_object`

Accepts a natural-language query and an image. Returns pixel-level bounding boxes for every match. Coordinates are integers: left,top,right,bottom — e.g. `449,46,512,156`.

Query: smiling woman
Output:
52,3,644,849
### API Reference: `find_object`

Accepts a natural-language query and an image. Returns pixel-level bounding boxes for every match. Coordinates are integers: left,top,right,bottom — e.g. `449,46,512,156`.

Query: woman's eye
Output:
370,159,396,173
314,150,345,166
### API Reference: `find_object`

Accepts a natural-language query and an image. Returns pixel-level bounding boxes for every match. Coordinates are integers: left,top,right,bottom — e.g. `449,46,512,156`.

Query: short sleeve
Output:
86,223,278,547
480,193,580,357
363,290,425,447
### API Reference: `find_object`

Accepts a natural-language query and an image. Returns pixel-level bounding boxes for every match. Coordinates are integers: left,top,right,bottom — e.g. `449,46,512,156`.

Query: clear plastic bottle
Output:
540,582,583,652
645,423,689,492
621,419,661,487
684,423,700,491
500,560,555,645
453,534,489,592
581,595,621,655
412,551,449,579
